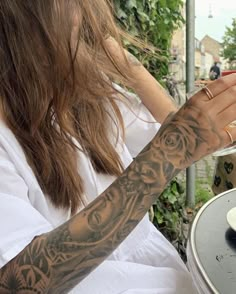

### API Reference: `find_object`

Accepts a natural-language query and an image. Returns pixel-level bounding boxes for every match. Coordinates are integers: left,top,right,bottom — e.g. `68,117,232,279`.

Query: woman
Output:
0,1,236,293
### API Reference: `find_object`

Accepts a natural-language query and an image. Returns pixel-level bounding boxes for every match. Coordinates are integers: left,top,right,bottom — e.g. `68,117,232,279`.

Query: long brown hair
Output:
0,0,134,213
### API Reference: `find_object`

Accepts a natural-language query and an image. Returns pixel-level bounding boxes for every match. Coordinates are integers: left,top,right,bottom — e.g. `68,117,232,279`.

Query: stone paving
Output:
195,154,216,186
178,155,217,199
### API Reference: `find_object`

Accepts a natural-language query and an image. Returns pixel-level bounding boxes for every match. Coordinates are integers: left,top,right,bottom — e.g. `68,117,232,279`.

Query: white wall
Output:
204,52,214,79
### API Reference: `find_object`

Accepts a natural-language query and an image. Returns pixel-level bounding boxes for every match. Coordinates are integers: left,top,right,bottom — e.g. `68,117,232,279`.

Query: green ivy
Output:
113,0,184,80
151,178,187,260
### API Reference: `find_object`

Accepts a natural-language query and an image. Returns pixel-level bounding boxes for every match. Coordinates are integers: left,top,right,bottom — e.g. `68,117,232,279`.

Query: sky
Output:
195,0,236,42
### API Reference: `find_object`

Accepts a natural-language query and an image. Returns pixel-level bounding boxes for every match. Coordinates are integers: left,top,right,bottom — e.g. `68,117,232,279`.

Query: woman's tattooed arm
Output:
0,105,222,293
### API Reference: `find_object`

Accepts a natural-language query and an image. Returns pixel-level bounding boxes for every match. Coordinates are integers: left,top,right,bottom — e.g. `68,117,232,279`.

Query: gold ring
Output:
224,126,234,144
202,86,214,100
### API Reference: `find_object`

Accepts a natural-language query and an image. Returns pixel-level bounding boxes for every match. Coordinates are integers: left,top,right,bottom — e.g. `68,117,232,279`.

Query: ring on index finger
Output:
202,86,214,100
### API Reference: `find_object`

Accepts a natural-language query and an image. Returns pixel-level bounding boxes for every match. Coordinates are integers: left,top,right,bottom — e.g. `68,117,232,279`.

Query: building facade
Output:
170,32,226,81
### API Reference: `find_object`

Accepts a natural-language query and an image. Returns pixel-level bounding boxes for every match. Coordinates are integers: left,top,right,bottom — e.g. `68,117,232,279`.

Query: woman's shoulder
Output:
0,118,37,188
0,118,25,160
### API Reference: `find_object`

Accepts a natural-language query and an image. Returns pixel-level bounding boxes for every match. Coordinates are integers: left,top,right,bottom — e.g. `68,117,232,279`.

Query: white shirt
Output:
0,92,197,293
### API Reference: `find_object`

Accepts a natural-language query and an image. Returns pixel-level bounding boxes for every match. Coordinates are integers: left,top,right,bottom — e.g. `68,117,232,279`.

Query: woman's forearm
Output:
124,51,178,122
105,37,178,122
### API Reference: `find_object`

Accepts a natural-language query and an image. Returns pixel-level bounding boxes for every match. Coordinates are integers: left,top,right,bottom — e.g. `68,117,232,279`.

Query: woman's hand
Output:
155,73,236,169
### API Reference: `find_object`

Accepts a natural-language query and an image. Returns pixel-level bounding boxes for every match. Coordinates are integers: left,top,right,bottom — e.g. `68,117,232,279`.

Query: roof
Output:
201,35,221,45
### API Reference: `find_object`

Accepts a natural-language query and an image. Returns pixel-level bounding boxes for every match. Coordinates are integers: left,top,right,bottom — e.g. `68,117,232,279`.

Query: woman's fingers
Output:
201,76,236,147
193,74,236,104
206,85,236,120
215,100,236,147
190,74,236,128
214,100,236,126
206,73,236,97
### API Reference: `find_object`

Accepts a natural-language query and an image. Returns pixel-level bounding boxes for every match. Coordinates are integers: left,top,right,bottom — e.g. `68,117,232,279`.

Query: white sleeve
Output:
114,85,161,158
0,146,53,267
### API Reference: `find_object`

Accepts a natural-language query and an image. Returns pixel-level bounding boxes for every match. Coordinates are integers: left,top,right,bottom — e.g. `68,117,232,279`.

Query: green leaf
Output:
222,17,236,63
114,0,184,85
125,0,137,9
